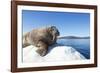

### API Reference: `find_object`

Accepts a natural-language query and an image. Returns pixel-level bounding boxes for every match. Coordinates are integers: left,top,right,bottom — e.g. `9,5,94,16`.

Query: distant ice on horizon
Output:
23,44,86,63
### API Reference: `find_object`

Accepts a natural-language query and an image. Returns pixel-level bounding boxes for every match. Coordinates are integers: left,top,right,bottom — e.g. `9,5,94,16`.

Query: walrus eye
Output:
48,26,55,32
51,26,56,31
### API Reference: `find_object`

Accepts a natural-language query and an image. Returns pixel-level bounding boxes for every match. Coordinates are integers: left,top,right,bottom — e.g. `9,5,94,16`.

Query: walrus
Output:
23,26,60,56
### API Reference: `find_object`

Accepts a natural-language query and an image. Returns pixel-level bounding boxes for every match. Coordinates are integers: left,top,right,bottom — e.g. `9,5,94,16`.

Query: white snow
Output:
23,44,86,63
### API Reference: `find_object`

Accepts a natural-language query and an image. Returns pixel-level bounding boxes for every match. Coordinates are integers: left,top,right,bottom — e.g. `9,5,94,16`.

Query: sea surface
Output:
57,39,90,59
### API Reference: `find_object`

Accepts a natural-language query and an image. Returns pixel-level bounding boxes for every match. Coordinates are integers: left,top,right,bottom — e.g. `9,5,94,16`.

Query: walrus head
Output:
48,26,60,36
47,26,60,45
51,26,60,36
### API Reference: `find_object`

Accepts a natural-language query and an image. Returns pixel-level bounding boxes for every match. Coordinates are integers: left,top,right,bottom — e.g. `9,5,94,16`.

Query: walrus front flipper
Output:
36,41,48,56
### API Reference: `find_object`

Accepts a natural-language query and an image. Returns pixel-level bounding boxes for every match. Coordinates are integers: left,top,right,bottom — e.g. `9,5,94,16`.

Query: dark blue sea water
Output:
57,39,90,59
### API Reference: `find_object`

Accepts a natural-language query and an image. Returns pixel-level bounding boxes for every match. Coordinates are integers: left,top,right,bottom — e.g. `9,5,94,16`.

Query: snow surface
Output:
23,44,86,63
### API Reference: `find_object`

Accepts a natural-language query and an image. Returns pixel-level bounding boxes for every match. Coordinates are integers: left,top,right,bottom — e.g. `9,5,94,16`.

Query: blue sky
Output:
22,10,90,37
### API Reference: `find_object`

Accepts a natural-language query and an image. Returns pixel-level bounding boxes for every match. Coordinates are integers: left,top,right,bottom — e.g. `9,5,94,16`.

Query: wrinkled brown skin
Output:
23,26,60,56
